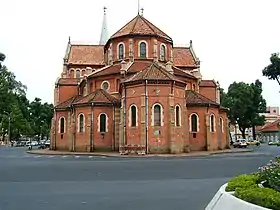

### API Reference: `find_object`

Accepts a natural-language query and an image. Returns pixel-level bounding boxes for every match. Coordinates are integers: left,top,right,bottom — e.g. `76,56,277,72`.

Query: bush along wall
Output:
226,156,280,210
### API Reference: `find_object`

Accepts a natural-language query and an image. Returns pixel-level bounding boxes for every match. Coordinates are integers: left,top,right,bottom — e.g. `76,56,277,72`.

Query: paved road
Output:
0,145,279,210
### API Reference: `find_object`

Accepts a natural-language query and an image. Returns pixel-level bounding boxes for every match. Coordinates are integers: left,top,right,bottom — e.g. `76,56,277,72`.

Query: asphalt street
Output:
0,145,279,210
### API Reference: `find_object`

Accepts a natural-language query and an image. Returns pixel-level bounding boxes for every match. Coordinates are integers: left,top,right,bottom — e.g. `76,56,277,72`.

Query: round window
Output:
101,81,109,90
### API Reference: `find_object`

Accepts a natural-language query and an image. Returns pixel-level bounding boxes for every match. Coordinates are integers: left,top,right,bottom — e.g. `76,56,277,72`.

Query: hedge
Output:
226,173,280,210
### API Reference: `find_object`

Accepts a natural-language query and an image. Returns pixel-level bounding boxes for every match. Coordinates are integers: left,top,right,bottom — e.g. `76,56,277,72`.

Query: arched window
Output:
192,84,196,91
59,117,65,133
99,113,107,133
78,114,84,133
175,105,181,126
160,44,166,60
219,117,223,133
118,43,124,60
210,114,215,132
139,42,147,58
190,114,198,132
75,70,81,78
130,105,137,127
154,105,161,126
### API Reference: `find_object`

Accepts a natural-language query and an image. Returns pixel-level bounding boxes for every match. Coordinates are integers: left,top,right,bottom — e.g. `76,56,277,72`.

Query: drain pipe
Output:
123,84,127,145
145,80,148,154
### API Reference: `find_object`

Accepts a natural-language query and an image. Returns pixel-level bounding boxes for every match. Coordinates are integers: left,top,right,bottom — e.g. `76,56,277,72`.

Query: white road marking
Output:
34,155,41,158
88,156,94,158
48,156,54,158
62,156,68,158
74,156,80,158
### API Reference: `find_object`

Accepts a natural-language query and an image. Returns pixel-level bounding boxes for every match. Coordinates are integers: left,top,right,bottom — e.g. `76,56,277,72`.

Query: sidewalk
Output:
27,148,253,158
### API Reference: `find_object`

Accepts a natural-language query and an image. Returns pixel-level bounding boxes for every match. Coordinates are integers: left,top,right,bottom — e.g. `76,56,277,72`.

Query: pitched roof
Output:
173,47,197,67
199,80,217,87
258,119,280,132
172,66,196,79
186,90,220,107
55,95,82,109
73,89,120,105
56,78,81,86
124,62,184,83
87,64,120,78
67,45,104,65
110,15,172,42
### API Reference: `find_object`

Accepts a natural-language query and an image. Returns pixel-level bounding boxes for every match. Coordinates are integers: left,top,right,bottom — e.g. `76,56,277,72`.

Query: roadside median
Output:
26,148,253,158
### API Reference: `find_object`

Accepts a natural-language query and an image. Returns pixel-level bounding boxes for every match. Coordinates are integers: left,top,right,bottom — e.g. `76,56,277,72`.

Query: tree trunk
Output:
241,130,246,139
239,127,246,139
252,126,256,140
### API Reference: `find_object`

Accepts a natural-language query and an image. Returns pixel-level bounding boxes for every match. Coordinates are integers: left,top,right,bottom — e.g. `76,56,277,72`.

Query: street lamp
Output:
3,111,11,145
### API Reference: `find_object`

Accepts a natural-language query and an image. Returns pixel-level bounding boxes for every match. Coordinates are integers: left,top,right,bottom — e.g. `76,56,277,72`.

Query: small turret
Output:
165,61,173,74
120,60,127,77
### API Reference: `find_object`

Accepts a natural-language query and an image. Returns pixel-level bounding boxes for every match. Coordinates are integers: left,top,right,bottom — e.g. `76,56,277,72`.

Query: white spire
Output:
99,7,109,45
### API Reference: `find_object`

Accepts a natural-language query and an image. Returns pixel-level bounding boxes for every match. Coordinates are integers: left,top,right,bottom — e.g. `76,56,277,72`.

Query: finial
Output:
190,40,193,47
68,36,71,43
138,0,140,14
141,8,144,16
103,6,107,14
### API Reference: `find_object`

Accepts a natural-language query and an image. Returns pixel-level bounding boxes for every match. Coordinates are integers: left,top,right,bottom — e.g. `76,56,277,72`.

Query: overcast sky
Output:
1,0,280,106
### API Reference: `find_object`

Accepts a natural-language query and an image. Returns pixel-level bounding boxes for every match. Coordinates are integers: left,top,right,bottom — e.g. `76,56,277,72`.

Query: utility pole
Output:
3,111,11,145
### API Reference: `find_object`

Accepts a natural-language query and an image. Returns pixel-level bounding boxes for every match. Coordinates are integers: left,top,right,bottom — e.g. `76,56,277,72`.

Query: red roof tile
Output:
55,95,83,109
173,47,197,67
110,15,172,41
258,119,280,132
88,64,121,78
68,45,104,65
124,62,184,83
172,66,196,79
199,80,217,87
186,90,219,107
74,89,120,105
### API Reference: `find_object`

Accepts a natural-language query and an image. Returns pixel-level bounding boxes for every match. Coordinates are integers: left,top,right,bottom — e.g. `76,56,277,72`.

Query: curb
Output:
26,148,253,158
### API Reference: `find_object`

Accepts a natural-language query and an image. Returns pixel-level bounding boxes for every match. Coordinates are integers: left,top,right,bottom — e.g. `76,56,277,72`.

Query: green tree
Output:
221,81,266,139
263,53,280,86
249,80,266,139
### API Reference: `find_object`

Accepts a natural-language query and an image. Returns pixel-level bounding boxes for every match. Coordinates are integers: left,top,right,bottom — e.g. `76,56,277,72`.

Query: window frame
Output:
138,41,148,58
78,113,85,133
98,113,108,133
117,42,125,60
210,114,215,132
190,113,199,133
175,105,181,127
59,117,66,134
160,44,167,61
151,103,164,126
130,104,137,127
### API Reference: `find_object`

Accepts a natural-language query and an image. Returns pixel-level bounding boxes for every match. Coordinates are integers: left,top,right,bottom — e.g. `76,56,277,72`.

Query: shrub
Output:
258,158,280,192
226,174,259,192
235,187,280,210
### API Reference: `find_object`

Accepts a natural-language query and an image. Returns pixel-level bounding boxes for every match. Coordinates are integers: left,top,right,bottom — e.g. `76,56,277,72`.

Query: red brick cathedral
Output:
50,9,230,154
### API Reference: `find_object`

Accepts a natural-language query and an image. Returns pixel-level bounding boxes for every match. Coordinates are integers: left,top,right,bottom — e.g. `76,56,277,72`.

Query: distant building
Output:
257,119,280,142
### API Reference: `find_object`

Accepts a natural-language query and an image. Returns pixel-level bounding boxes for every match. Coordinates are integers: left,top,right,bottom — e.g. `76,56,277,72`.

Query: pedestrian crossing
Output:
0,154,108,160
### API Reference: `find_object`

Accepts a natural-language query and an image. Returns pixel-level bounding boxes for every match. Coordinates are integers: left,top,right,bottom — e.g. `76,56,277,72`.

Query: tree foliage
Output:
0,53,53,142
262,53,280,86
221,80,266,139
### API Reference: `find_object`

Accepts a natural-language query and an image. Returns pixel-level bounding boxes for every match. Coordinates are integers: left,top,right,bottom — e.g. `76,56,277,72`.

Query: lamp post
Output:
3,111,11,145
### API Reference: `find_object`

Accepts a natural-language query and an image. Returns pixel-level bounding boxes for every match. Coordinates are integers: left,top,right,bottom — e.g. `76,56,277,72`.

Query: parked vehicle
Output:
233,139,247,148
268,141,280,146
45,140,50,148
247,140,260,146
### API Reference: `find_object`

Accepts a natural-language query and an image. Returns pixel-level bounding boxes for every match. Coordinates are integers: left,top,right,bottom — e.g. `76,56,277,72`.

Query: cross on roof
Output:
141,8,144,16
